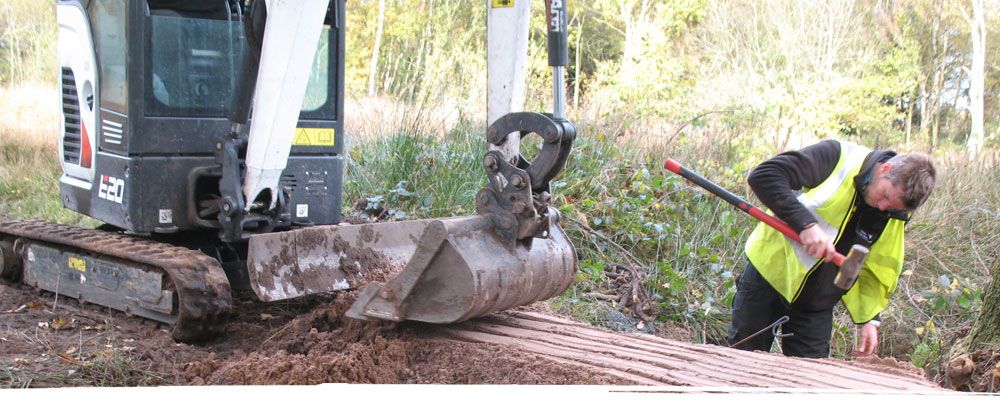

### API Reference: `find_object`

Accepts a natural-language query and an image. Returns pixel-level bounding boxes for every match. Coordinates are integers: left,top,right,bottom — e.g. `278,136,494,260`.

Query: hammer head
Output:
834,244,869,290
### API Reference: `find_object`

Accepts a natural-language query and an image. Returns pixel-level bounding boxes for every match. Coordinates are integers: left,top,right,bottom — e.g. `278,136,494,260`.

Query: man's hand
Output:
799,223,836,260
850,322,879,357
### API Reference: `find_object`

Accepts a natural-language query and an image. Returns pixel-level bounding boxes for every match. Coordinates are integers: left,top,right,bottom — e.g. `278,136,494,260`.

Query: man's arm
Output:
747,140,841,231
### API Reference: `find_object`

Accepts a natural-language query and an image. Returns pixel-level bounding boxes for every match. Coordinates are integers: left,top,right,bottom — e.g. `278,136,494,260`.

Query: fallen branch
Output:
566,217,645,268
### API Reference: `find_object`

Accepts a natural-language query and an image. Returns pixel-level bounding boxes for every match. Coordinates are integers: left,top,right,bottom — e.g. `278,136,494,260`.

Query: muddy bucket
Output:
247,215,577,323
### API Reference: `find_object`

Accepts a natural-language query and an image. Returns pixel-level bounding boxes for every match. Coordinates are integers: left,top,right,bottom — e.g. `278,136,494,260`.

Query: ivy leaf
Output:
390,180,415,197
678,244,691,257
957,296,971,309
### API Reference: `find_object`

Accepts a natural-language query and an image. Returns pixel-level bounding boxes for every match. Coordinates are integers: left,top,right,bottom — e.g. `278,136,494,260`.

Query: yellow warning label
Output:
492,0,514,8
68,257,86,272
293,128,336,147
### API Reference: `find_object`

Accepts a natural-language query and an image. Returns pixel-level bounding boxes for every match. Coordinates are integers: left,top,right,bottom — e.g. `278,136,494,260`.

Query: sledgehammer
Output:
663,158,867,290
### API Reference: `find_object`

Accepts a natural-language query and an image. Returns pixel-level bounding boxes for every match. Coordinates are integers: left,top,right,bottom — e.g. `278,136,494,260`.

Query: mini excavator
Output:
0,0,577,341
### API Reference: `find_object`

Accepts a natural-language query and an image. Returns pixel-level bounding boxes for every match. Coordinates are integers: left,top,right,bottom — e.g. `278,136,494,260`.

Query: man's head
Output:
865,152,937,213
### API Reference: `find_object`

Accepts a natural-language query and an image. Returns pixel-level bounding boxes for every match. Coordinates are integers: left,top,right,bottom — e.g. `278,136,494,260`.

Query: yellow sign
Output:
68,257,86,272
492,0,514,8
293,128,336,147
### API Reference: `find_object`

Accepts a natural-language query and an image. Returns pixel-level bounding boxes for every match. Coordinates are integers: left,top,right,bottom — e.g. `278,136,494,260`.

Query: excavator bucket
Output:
246,214,577,323
245,1,580,324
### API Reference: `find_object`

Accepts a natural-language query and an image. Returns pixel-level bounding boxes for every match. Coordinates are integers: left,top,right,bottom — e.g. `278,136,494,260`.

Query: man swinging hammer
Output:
728,139,936,358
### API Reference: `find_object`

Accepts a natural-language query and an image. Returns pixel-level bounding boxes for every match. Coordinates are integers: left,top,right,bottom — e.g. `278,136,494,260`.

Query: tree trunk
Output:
367,0,387,97
967,255,1000,352
906,88,915,146
618,0,652,89
967,0,986,158
932,111,940,148
405,0,433,102
574,13,583,110
931,29,947,148
919,79,929,142
922,6,946,148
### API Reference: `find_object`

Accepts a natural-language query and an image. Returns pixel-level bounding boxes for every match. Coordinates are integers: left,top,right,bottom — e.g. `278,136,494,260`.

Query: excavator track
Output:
0,219,232,342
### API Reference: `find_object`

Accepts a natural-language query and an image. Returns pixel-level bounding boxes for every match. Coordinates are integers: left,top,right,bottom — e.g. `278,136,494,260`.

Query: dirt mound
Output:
184,293,406,385
180,293,630,385
826,353,928,382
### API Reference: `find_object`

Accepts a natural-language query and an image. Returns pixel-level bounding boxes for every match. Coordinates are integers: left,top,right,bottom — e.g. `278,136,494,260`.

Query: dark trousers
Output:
726,260,834,358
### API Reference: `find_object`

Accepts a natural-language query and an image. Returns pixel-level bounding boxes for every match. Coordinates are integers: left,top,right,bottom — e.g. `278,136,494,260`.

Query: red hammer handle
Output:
663,158,846,267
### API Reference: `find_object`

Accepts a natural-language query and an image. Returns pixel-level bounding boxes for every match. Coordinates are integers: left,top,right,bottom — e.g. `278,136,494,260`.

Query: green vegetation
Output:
345,121,486,219
0,133,96,226
0,1,55,86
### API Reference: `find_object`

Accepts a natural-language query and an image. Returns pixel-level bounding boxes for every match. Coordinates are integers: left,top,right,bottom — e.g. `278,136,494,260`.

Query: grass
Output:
1,351,170,388
0,85,95,225
344,124,485,219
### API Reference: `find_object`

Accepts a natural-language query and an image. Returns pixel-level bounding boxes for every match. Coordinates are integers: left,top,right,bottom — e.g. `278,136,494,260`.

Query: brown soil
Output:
0,279,949,390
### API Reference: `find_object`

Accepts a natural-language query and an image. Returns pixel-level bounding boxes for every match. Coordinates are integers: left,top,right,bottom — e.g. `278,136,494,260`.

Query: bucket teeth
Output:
345,284,393,321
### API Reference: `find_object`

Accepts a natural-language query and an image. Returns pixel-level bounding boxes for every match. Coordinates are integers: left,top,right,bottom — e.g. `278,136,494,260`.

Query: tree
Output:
367,0,386,97
0,1,56,86
961,0,987,157
966,255,1000,358
946,254,1000,390
588,0,705,120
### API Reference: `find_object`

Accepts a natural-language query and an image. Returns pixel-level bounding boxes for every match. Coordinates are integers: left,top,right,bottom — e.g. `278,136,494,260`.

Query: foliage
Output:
0,133,96,226
343,119,485,220
346,0,488,111
876,147,1000,374
585,0,706,120
0,1,56,86
910,319,944,369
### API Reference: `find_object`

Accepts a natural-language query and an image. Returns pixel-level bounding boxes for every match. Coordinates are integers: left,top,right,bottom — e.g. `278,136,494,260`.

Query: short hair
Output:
885,152,936,210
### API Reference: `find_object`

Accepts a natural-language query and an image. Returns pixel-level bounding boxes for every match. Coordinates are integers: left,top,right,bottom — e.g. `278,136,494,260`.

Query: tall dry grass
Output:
0,83,60,147
0,83,90,224
344,95,470,145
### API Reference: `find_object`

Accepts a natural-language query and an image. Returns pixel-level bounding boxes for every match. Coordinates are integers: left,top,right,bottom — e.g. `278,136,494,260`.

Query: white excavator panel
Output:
242,0,330,210
57,2,100,188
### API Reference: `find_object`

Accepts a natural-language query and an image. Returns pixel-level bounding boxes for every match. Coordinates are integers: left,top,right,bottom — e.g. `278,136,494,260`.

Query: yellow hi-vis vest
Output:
745,141,906,323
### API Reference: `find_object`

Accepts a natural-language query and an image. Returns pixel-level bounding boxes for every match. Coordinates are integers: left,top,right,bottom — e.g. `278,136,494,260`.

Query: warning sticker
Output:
68,257,86,272
293,128,336,147
492,0,514,8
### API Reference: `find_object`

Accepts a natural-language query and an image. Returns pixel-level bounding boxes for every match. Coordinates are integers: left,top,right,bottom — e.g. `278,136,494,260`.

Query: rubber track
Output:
431,311,944,390
0,219,232,342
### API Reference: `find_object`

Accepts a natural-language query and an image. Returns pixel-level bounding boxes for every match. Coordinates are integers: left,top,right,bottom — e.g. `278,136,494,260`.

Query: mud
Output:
0,280,946,389
331,233,404,284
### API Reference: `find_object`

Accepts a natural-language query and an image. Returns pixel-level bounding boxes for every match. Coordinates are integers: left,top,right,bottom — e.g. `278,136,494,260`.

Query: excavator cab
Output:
58,0,344,238
0,0,579,341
